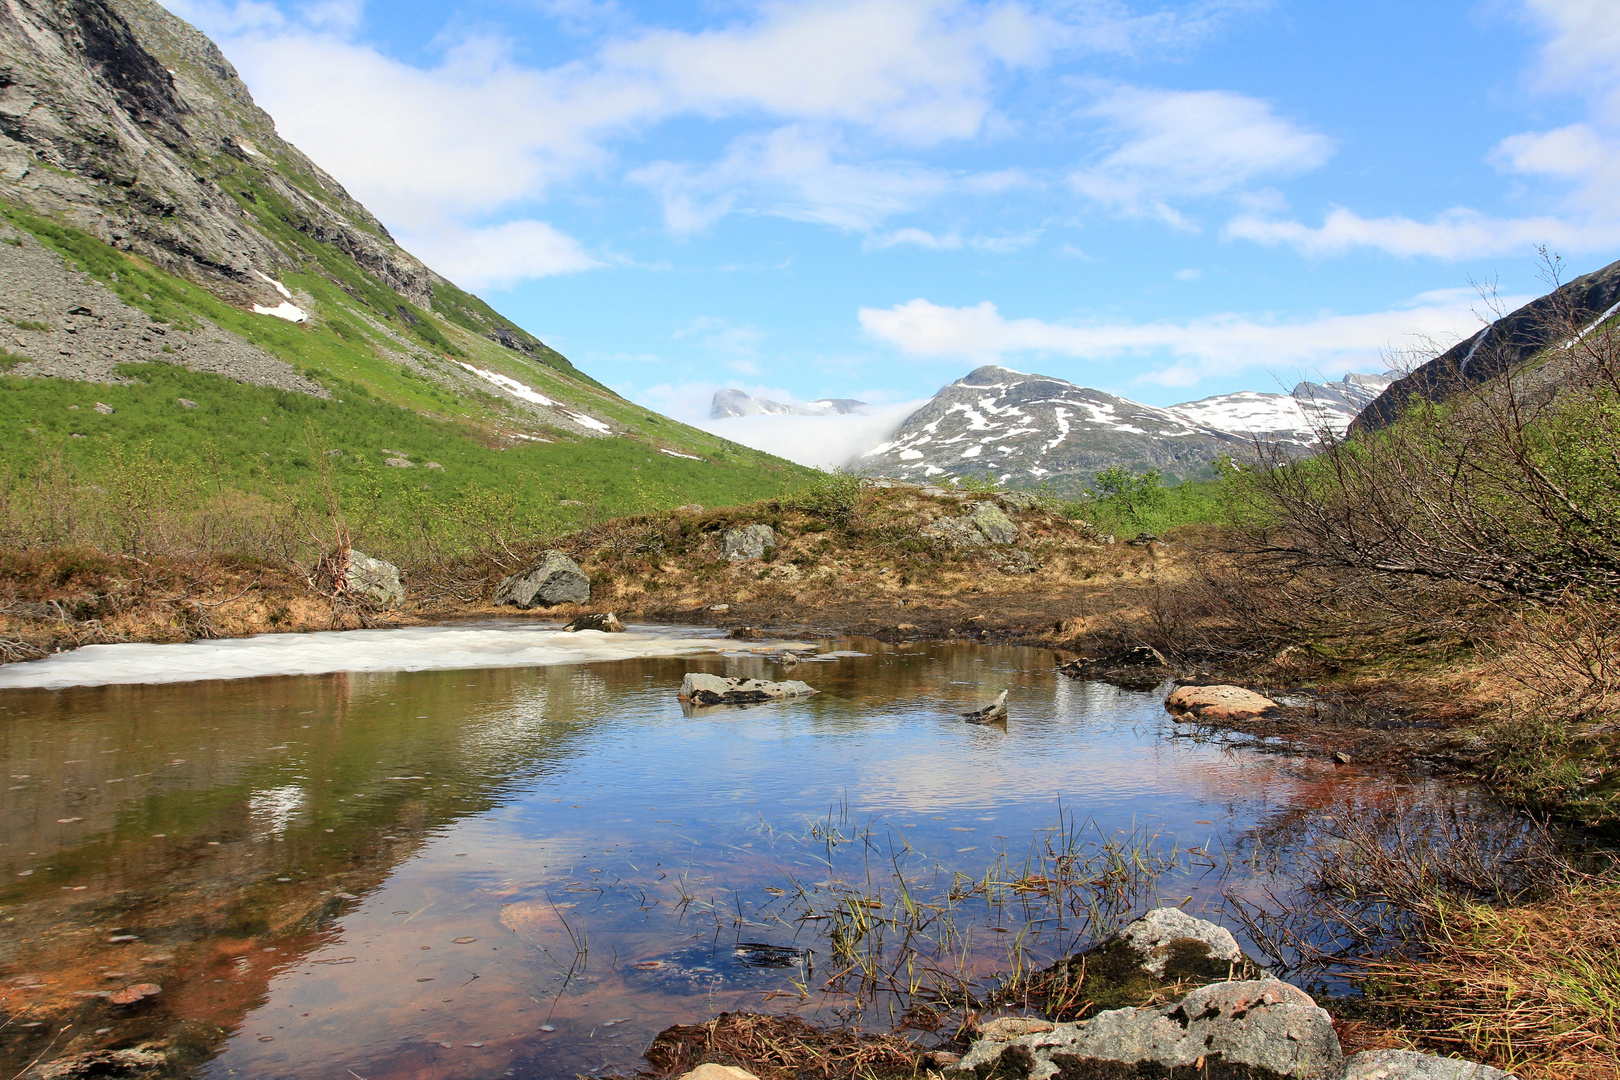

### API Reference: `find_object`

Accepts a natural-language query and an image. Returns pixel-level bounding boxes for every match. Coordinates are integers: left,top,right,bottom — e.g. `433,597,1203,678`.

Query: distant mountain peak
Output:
711,389,868,419
853,367,1395,490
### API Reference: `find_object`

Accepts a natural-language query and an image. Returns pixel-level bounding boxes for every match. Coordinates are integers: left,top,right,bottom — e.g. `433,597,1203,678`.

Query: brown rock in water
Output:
679,673,817,706
963,690,1008,724
562,612,624,633
1165,684,1278,721
108,982,161,1005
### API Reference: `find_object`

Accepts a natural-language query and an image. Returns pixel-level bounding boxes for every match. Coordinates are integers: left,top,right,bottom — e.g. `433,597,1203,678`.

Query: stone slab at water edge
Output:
494,552,591,609
678,673,817,705
1166,684,1279,721
343,551,404,607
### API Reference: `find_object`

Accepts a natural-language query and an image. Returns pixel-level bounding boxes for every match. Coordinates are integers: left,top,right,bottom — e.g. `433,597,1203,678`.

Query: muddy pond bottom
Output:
0,634,1474,1079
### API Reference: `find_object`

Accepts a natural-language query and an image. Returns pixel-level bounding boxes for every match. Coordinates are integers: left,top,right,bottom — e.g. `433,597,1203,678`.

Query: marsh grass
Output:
751,805,1225,1032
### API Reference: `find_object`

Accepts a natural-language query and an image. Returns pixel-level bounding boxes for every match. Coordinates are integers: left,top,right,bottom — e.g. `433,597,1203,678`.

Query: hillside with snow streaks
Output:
855,366,1396,490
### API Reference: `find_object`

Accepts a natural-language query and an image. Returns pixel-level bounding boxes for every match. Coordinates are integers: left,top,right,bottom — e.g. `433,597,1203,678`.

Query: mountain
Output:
711,389,868,419
853,366,1393,490
1170,371,1396,446
1354,256,1620,433
0,0,807,527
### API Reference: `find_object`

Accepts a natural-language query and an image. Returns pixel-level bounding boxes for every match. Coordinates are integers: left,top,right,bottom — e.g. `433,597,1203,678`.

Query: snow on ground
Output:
253,302,308,323
0,625,806,691
252,270,293,299
457,362,557,406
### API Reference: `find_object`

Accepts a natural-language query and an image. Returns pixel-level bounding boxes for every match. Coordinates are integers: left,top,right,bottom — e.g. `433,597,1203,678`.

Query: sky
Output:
165,0,1620,465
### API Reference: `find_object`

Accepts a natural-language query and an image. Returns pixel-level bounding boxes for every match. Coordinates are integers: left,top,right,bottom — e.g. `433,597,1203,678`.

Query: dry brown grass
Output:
1359,886,1620,1080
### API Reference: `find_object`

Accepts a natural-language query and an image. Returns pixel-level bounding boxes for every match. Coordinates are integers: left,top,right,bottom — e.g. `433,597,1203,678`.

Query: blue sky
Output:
167,0,1620,460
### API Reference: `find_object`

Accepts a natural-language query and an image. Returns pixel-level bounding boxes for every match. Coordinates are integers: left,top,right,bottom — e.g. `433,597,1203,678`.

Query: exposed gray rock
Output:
963,689,1008,723
925,514,990,548
344,551,403,607
679,673,817,705
1119,906,1245,977
495,552,591,609
969,501,1018,544
723,524,777,561
975,1017,1054,1040
563,612,625,633
1340,1050,1516,1080
996,490,1042,513
951,979,1340,1080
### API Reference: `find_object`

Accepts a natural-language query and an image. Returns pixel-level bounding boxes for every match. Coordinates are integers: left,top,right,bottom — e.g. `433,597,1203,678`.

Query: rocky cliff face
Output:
0,0,597,388
853,366,1392,489
1354,256,1620,433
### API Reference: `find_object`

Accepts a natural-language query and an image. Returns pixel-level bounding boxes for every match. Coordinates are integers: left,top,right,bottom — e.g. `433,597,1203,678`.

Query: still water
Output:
0,626,1464,1079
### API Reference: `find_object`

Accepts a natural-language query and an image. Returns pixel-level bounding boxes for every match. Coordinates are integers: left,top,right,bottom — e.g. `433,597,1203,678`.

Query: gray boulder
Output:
996,490,1042,513
723,524,777,560
679,673,817,705
344,551,404,606
495,552,591,609
969,500,1019,544
1341,1050,1516,1080
952,979,1340,1080
1118,906,1245,977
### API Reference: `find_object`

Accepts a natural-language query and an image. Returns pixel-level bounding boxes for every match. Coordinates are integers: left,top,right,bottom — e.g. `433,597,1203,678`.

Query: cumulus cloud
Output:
858,290,1525,386
1070,84,1334,224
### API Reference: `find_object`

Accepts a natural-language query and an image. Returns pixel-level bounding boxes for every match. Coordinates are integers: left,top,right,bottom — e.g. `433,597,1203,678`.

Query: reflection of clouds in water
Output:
249,784,307,839
460,684,552,754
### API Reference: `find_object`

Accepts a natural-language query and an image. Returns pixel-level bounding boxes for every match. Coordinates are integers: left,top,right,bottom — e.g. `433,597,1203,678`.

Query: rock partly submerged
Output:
679,673,818,706
963,689,1009,724
1166,683,1279,721
495,552,591,609
562,612,625,633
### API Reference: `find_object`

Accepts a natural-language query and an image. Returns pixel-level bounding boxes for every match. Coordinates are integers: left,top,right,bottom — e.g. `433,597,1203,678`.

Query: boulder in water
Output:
679,673,817,705
1166,683,1278,721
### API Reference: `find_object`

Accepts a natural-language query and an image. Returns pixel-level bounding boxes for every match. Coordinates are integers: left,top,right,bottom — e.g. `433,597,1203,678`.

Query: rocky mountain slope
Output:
1354,255,1620,432
0,0,805,518
711,389,868,419
854,366,1392,489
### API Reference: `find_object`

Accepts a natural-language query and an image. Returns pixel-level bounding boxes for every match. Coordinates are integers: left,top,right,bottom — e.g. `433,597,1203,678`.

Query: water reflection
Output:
0,635,1486,1080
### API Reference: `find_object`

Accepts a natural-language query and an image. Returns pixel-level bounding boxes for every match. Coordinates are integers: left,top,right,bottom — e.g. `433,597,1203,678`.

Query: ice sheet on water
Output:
0,625,795,691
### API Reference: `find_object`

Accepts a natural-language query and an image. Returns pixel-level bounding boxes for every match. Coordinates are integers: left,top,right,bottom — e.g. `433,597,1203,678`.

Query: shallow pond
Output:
0,625,1477,1079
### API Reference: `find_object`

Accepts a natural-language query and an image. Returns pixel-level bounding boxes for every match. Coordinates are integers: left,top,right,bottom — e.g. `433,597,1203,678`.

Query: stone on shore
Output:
562,612,625,633
723,524,777,561
1341,1050,1517,1080
495,552,591,609
969,500,1019,544
1118,906,1245,977
344,551,404,606
1166,683,1278,721
950,979,1341,1080
675,1067,759,1080
679,673,817,705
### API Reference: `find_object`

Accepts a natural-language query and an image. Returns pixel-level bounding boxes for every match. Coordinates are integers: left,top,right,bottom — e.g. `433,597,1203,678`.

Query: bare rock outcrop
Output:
1166,683,1279,721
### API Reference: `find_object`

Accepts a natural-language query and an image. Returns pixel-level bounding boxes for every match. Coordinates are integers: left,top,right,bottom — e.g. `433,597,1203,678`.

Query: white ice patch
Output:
659,448,701,460
960,444,982,458
457,361,557,406
899,449,924,460
252,270,293,299
253,302,307,323
0,625,803,691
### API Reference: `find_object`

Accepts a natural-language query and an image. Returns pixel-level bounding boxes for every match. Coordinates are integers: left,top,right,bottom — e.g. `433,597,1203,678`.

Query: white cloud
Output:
1226,0,1620,259
1069,84,1334,224
638,380,925,469
402,220,602,291
858,289,1525,386
631,125,954,233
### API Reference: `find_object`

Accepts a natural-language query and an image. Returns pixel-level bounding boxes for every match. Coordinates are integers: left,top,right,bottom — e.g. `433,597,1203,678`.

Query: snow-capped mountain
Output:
711,389,868,419
853,366,1396,489
1169,372,1397,446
